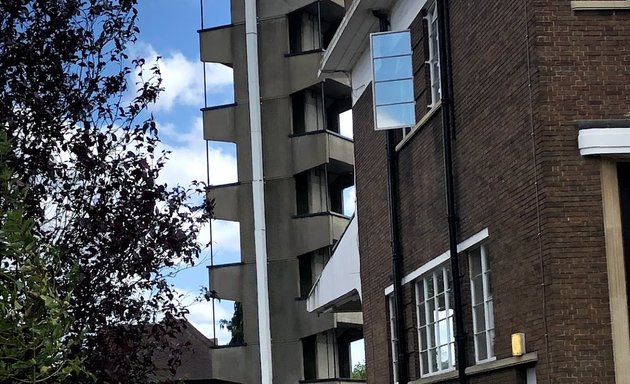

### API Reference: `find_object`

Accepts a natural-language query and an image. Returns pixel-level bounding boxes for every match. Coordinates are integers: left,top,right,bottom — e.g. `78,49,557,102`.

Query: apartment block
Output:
315,0,630,383
199,0,362,382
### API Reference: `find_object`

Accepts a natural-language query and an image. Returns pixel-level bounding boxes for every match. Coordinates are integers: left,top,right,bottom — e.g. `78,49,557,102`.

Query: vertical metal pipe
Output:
436,1,466,383
386,130,408,384
244,0,273,382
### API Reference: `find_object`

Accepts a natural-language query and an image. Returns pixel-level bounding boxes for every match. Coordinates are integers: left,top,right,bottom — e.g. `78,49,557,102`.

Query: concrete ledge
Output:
571,1,630,10
465,352,537,376
578,127,630,156
410,353,537,383
409,370,458,384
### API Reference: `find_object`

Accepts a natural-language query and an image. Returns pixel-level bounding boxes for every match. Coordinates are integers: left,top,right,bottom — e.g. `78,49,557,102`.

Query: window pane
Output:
375,103,415,130
418,302,426,326
487,300,495,329
427,297,436,324
469,248,482,277
488,329,495,357
374,56,413,82
371,31,411,58
437,293,446,312
437,319,449,346
472,275,484,304
429,325,436,348
375,79,414,105
477,332,488,361
421,351,429,375
420,326,428,349
439,345,450,369
474,304,486,331
430,348,439,372
426,275,435,299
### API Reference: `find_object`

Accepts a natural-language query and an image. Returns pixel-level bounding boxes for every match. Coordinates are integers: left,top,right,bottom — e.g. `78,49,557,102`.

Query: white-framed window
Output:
415,265,455,376
370,30,416,131
425,1,441,107
388,295,400,384
469,245,495,362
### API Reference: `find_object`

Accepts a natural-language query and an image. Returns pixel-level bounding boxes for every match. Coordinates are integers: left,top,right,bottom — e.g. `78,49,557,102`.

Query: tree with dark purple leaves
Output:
0,1,212,382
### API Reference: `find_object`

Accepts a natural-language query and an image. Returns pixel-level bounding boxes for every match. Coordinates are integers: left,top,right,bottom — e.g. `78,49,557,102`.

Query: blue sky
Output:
133,0,362,363
134,0,237,344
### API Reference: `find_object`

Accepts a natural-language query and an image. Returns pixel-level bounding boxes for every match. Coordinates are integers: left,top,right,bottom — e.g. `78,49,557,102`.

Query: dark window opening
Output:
288,1,344,55
295,171,309,215
616,162,630,318
299,254,313,298
302,335,318,380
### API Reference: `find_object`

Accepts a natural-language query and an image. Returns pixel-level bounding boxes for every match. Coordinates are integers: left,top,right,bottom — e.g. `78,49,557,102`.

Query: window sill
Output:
409,353,537,383
465,352,537,376
409,369,458,384
571,1,630,10
395,102,442,152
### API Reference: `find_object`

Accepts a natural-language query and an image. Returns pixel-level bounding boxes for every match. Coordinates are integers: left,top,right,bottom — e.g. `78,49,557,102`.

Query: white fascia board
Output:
384,228,489,295
320,0,382,75
578,128,630,156
327,0,428,104
306,216,361,312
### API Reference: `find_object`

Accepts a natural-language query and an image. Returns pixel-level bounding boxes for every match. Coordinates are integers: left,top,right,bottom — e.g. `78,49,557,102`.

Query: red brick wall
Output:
531,1,630,382
353,1,630,383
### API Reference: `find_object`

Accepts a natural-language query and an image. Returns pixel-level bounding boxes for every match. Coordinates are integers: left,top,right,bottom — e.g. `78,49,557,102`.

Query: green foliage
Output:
351,361,366,380
0,1,213,382
219,302,244,346
0,131,87,383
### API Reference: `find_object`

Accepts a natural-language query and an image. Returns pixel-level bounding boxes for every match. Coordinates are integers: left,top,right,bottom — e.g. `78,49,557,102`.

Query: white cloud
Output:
155,118,241,264
157,117,237,188
174,288,234,345
130,42,233,112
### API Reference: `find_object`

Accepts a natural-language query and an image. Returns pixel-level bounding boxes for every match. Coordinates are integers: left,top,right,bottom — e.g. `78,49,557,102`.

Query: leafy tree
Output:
0,0,212,382
0,131,86,383
219,302,244,346
351,361,366,380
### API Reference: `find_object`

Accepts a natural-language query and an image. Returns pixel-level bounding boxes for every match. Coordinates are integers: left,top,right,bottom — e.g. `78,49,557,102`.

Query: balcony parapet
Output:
286,50,325,95
208,262,254,303
292,212,349,256
299,379,366,384
202,103,251,143
291,130,354,175
207,182,252,222
210,343,259,383
198,24,241,65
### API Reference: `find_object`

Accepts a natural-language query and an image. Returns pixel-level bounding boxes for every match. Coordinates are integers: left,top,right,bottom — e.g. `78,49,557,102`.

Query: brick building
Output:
316,0,630,383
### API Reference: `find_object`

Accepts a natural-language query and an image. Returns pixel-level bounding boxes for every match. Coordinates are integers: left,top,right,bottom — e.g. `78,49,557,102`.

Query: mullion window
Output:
416,265,455,377
469,245,495,363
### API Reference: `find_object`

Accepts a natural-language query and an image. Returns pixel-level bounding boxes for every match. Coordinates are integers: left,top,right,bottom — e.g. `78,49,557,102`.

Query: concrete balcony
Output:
210,344,259,383
291,130,354,175
207,182,252,222
199,24,238,65
300,380,366,384
287,50,324,94
202,103,237,143
292,212,349,256
208,262,255,303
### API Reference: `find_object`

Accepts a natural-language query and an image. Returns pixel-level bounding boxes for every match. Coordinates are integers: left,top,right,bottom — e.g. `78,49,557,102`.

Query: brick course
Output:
354,1,630,383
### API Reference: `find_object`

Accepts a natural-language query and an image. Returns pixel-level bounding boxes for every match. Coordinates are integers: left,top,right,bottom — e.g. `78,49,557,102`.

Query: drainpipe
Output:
373,10,409,384
436,1,466,383
245,1,273,383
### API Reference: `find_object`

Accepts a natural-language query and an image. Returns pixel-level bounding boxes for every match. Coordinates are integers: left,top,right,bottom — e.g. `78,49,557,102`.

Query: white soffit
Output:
320,0,394,75
578,126,630,156
306,215,361,313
